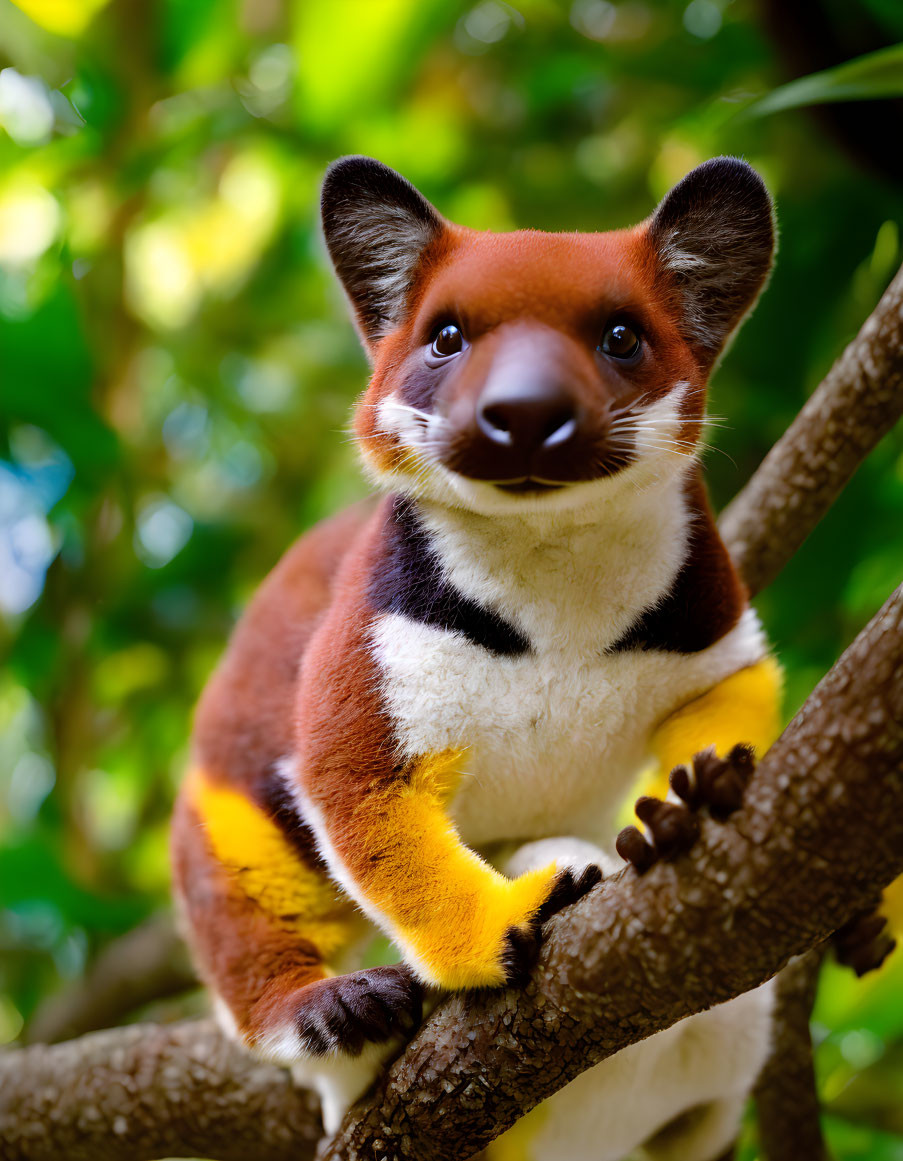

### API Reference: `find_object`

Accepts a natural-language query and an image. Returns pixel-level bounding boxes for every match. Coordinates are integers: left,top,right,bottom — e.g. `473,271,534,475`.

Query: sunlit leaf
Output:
292,0,452,134
9,0,111,38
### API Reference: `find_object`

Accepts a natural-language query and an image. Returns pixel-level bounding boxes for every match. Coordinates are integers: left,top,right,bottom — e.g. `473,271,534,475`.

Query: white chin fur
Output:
365,385,697,519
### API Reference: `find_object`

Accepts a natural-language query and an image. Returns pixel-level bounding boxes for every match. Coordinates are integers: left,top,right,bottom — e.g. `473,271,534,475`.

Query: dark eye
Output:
431,324,464,358
600,321,641,360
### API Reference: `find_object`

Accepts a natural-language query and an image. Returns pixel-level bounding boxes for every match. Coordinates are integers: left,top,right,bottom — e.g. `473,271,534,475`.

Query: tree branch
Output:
718,256,903,1158
720,260,903,597
3,584,900,1161
0,1019,321,1161
754,949,829,1161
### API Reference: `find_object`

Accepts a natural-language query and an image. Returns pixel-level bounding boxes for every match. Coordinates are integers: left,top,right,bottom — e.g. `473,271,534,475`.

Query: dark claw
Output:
296,964,422,1056
501,923,542,987
616,800,697,875
670,744,756,820
834,908,897,977
635,795,700,858
669,763,695,807
616,824,657,874
501,864,603,986
620,743,758,875
535,864,603,924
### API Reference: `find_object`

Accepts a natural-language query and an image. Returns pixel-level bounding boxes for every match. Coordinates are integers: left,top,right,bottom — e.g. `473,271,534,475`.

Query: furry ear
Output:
648,157,775,362
321,156,445,344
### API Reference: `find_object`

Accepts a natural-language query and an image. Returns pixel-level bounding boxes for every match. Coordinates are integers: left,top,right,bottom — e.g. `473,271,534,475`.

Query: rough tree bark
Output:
753,950,828,1161
0,1020,321,1161
721,253,903,1158
2,260,901,1161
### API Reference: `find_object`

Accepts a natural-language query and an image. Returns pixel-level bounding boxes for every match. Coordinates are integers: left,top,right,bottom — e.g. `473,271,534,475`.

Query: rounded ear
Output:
648,157,776,363
321,156,445,345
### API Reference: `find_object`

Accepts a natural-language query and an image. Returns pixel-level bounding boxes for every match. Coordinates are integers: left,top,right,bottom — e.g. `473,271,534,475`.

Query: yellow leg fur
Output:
188,771,356,962
331,751,559,990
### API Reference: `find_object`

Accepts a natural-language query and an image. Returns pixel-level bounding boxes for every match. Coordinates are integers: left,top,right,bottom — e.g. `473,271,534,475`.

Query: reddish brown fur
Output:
294,501,404,832
171,795,326,1034
172,499,411,1038
172,500,389,1039
356,224,706,467
172,158,771,1063
192,498,377,795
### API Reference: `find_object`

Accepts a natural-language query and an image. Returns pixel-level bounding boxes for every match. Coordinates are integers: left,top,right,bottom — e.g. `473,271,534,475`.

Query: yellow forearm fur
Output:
345,751,558,989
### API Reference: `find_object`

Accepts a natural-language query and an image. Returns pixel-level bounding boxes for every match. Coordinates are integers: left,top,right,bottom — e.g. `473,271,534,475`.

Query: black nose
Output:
476,381,579,454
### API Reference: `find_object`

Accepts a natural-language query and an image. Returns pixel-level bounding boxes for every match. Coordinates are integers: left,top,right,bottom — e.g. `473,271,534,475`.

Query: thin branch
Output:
718,261,903,1157
720,259,903,597
754,949,829,1161
0,1019,321,1161
24,914,196,1046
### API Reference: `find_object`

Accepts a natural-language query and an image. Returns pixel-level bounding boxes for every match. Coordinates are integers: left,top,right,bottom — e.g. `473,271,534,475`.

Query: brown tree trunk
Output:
754,950,829,1161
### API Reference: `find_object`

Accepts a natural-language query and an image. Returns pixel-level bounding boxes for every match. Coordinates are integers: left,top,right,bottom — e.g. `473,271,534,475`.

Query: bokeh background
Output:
0,0,902,1156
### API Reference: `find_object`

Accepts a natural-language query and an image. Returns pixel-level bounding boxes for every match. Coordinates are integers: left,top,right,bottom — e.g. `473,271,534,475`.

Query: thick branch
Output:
0,1019,320,1161
720,260,903,596
24,914,195,1045
754,950,829,1161
323,584,903,1159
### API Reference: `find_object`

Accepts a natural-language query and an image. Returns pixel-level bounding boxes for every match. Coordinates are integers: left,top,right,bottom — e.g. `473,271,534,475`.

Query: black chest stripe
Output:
607,484,745,655
607,578,714,654
369,497,530,656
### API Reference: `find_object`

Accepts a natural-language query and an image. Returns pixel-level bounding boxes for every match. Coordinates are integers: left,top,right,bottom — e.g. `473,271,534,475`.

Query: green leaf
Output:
744,42,903,119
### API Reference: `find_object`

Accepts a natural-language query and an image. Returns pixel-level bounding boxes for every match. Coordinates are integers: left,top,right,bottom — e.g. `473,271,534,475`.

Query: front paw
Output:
413,863,602,991
296,965,423,1056
670,743,756,820
616,797,700,874
535,864,603,922
617,744,757,875
501,865,603,986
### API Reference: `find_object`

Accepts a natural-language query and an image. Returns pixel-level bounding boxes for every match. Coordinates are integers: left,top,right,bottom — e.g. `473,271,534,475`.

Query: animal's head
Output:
321,156,774,517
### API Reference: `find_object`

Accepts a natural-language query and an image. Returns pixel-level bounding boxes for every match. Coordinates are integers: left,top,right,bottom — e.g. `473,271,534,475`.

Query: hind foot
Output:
291,964,423,1056
834,906,896,977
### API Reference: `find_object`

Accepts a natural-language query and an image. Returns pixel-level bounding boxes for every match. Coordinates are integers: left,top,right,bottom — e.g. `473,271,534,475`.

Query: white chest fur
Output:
416,475,692,652
371,473,766,846
372,608,766,847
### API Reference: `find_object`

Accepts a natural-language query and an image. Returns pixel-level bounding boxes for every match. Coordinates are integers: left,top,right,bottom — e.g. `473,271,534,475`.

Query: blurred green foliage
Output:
0,0,901,1156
